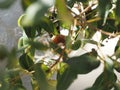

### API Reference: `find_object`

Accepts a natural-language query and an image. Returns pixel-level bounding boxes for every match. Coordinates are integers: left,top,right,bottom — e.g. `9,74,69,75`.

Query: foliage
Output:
0,0,120,90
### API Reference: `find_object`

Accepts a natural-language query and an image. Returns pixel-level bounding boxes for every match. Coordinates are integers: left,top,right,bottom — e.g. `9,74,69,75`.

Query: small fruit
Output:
52,35,65,44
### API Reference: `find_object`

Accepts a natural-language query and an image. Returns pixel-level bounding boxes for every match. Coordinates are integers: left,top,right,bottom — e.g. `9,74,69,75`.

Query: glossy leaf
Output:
97,19,116,32
0,45,8,60
7,69,25,90
0,0,15,9
28,41,48,50
39,17,58,35
19,53,34,71
65,54,100,74
89,60,117,90
22,2,49,26
113,60,120,72
18,37,24,49
18,14,42,38
56,0,73,28
90,72,117,90
72,40,81,50
65,35,72,49
57,67,77,90
22,35,29,46
114,83,120,90
115,0,120,21
7,48,18,69
98,0,112,24
21,0,37,11
23,26,36,38
57,54,100,90
33,63,49,90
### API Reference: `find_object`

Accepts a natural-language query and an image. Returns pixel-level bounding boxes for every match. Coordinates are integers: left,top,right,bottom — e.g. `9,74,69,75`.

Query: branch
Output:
47,47,66,72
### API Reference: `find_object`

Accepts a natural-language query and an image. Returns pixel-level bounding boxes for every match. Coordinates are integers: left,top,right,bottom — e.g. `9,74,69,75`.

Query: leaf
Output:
98,0,112,24
22,2,49,26
18,14,42,38
57,54,100,90
115,0,120,21
21,0,37,11
72,40,81,50
0,0,15,9
18,37,24,49
22,26,36,38
65,35,72,49
39,17,58,35
19,53,34,71
97,19,116,32
65,54,100,74
0,45,8,60
91,72,117,89
56,0,73,28
89,59,117,90
114,83,120,90
22,35,29,46
33,63,49,90
57,68,77,90
28,41,48,50
113,60,120,73
7,48,18,69
7,69,21,81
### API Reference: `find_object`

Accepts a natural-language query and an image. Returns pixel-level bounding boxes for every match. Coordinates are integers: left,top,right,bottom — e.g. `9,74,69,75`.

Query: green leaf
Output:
33,63,49,90
115,0,120,21
39,17,58,35
19,53,34,71
57,54,100,90
28,41,48,50
22,35,29,46
89,60,117,90
97,19,116,32
115,46,120,59
7,48,18,69
65,35,72,49
56,0,73,28
21,0,37,11
18,37,24,49
0,45,8,60
23,26,36,38
18,14,42,38
72,40,81,50
98,0,112,24
114,83,120,90
0,0,15,9
57,68,77,90
113,60,120,72
91,72,117,89
65,54,100,74
22,2,49,26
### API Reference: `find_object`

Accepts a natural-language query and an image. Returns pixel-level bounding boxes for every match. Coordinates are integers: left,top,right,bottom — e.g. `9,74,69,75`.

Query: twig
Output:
48,47,66,72
88,24,119,37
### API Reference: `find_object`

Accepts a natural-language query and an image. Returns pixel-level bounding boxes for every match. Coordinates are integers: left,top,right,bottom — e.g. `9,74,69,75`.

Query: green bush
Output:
0,0,120,90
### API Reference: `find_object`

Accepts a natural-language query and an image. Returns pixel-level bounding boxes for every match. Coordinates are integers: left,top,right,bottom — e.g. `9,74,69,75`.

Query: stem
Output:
48,47,66,72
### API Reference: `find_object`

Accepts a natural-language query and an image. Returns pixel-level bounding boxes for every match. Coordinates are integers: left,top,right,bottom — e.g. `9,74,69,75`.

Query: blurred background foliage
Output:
0,0,120,90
